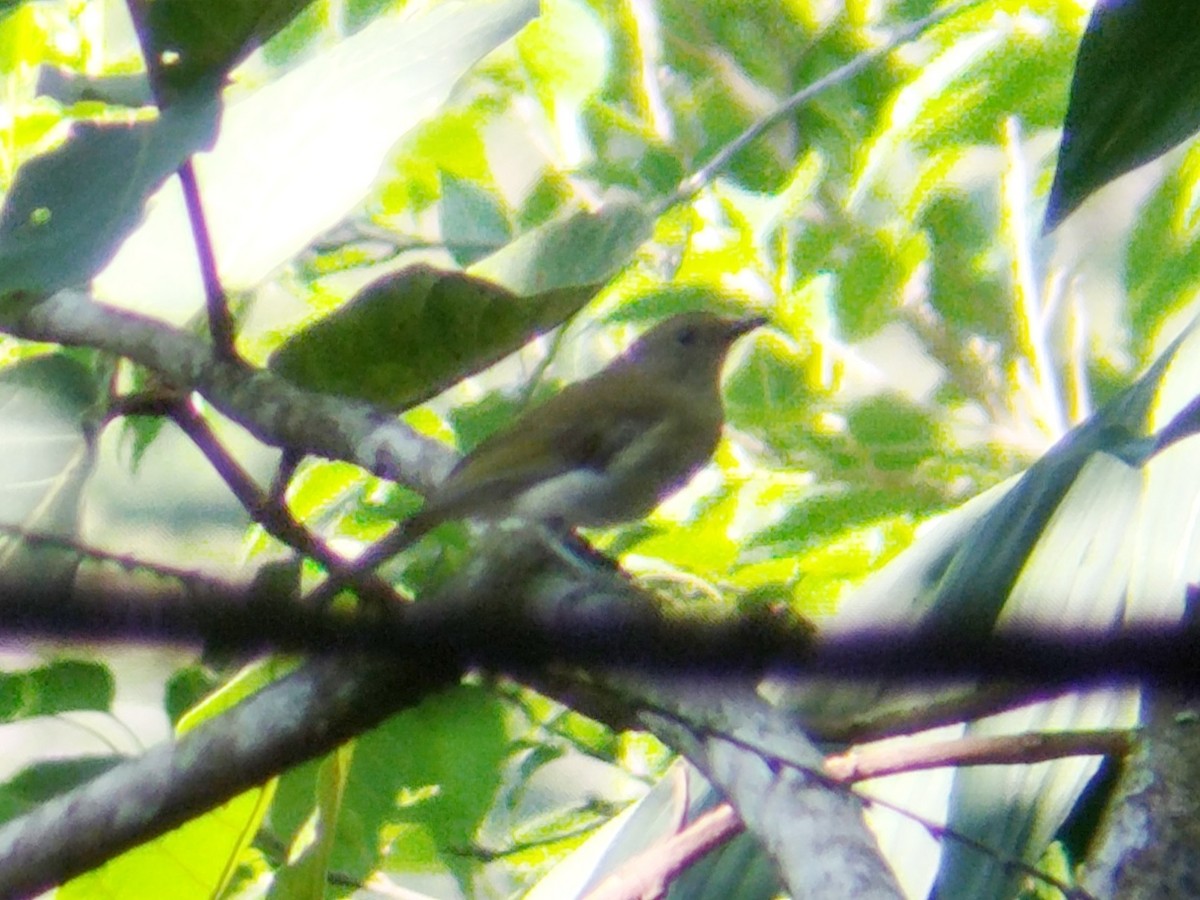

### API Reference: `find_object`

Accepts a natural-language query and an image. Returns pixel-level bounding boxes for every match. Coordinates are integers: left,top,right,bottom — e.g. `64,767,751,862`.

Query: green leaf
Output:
470,197,654,295
919,191,1009,340
1045,0,1200,230
269,264,598,409
0,660,114,722
0,354,104,586
0,95,221,299
0,757,124,827
163,665,222,727
835,230,914,340
1125,141,1200,355
845,394,938,471
752,482,910,547
140,0,316,99
440,172,513,267
448,390,531,455
722,331,820,448
271,684,512,891
370,685,510,884
268,744,354,900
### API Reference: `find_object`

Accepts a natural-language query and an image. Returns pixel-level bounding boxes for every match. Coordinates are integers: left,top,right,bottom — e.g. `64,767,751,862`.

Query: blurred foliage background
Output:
2,0,1199,896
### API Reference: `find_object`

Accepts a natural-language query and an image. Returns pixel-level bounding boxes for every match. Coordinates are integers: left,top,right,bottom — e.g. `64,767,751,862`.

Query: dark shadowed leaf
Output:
1044,0,1200,231
135,0,316,99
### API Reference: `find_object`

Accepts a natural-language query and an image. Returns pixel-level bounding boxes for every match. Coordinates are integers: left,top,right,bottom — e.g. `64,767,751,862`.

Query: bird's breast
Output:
509,407,722,527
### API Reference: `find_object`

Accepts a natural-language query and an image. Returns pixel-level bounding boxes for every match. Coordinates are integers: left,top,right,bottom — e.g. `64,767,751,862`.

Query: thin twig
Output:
124,0,238,361
0,523,239,593
825,727,1134,783
303,522,418,607
178,160,238,361
167,398,400,607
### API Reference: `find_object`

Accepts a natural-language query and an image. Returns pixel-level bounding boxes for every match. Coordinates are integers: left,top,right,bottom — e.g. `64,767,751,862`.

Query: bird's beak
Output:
730,314,769,338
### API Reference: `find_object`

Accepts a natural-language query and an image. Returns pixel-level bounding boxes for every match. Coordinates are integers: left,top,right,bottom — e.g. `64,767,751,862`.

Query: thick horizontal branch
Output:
3,572,1200,686
0,289,456,491
0,526,1174,897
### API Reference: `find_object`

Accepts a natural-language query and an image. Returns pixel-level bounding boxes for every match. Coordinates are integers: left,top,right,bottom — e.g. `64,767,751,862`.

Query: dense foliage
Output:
2,0,1200,896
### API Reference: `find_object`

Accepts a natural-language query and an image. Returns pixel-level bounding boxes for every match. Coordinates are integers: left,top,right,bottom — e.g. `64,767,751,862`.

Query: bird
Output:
404,311,767,540
307,311,766,606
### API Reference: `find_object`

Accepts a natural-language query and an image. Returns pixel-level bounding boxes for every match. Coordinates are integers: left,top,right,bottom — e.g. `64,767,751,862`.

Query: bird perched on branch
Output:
405,311,767,539
309,311,765,606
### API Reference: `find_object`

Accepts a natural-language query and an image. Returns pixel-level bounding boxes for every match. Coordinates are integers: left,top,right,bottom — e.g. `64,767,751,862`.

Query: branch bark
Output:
0,653,457,897
0,288,456,491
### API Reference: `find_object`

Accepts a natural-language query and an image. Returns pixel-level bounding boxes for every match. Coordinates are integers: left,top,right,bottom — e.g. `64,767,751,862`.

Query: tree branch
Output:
0,289,456,490
0,534,1173,897
0,652,455,897
0,565,1198,687
167,398,401,606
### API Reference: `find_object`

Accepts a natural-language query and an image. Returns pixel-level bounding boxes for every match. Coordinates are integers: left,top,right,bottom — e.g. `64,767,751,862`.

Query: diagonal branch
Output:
0,288,457,491
0,652,456,898
167,398,401,606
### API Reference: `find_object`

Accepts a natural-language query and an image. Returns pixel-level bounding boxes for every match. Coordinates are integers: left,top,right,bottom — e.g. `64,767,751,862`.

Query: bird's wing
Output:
417,381,688,526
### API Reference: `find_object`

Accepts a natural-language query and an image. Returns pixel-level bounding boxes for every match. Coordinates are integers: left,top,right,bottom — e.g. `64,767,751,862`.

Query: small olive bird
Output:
310,311,765,604
405,311,767,539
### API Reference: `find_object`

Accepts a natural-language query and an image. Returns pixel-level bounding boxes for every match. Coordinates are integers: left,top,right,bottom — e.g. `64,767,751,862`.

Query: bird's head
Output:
621,311,767,388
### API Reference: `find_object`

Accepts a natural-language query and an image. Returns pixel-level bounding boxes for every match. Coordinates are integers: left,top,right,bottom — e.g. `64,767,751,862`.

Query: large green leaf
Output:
1045,0,1200,230
58,660,293,900
269,683,512,894
269,264,598,409
0,95,221,299
269,195,653,413
93,0,539,323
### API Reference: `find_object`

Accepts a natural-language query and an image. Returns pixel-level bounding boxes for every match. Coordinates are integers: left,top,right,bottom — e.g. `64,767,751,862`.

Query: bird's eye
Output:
677,326,697,346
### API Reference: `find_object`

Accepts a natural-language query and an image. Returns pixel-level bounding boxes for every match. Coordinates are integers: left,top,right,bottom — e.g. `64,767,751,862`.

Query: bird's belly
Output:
510,469,657,527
